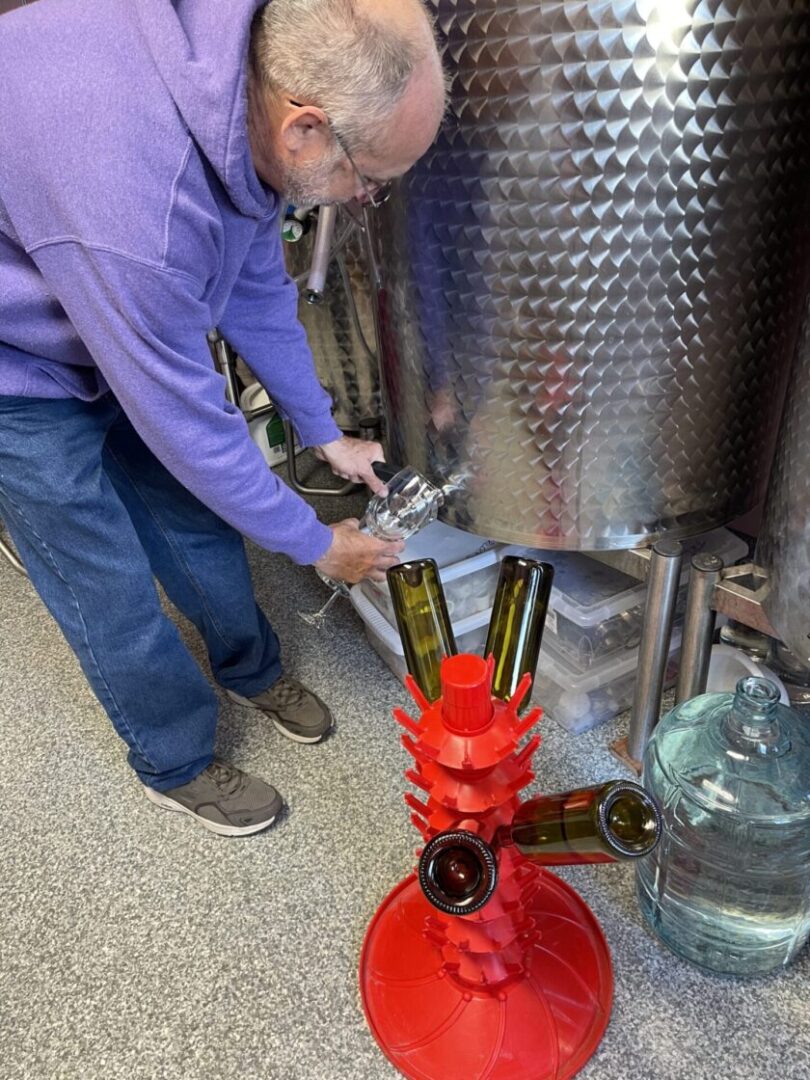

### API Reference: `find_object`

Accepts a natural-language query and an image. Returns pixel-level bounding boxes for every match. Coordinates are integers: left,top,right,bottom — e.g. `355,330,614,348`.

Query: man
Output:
0,0,447,836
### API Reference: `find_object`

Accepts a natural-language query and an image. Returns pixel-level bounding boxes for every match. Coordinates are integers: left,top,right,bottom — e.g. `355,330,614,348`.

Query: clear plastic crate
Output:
537,630,683,735
518,529,748,673
357,520,503,627
351,525,741,719
352,586,490,688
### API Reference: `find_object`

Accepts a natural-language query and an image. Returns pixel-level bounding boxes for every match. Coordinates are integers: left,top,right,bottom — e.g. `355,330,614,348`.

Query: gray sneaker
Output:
143,761,283,837
226,676,333,744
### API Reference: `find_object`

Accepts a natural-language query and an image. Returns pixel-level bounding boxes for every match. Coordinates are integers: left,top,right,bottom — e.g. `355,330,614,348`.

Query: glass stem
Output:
299,587,344,629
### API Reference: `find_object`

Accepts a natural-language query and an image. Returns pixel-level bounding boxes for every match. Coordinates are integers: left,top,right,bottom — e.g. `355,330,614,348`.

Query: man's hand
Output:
314,436,387,493
315,519,404,584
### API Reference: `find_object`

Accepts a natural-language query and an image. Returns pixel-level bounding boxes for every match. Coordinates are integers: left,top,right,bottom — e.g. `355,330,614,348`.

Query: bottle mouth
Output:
418,831,498,916
727,675,788,756
596,782,662,858
736,676,781,707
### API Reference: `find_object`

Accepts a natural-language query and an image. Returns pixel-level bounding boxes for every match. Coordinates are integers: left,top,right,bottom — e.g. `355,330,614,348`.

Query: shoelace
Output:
205,762,245,796
269,678,308,708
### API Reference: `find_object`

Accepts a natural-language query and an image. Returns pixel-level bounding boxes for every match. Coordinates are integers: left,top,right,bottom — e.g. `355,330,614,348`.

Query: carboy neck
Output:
723,677,789,757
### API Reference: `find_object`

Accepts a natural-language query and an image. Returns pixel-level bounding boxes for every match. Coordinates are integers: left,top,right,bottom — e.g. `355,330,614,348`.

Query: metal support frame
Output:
675,554,724,705
283,421,357,498
304,204,338,305
671,560,778,707
711,563,777,637
590,543,680,771
207,328,359,499
207,329,241,408
597,540,778,774
626,541,684,766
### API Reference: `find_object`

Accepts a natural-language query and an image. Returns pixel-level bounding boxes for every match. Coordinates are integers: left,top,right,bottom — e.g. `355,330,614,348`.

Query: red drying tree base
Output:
360,656,613,1080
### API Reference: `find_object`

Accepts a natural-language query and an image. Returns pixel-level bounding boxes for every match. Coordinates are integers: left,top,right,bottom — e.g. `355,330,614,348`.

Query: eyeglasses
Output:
288,98,392,208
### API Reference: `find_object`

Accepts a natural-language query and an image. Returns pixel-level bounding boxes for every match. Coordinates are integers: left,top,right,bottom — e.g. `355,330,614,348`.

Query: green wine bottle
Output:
387,559,457,702
418,780,662,915
507,781,662,865
484,555,554,702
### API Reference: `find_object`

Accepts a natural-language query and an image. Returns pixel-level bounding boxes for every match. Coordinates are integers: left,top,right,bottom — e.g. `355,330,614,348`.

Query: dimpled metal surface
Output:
373,0,810,548
758,302,810,667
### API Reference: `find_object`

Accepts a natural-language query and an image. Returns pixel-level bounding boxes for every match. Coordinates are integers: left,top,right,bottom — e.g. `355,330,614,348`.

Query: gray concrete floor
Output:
1,458,808,1080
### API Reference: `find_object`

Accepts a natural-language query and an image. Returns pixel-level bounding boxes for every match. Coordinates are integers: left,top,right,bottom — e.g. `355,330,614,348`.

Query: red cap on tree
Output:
440,653,494,733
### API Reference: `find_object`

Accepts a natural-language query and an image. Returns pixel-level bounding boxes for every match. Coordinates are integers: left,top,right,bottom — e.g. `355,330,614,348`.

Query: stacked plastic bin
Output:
350,522,501,678
351,524,748,734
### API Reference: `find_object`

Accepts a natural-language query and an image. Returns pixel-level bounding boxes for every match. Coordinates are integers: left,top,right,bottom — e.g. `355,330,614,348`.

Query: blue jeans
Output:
0,393,282,790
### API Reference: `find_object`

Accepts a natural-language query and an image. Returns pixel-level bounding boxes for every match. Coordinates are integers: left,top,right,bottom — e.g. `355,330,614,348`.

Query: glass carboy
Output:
636,677,810,977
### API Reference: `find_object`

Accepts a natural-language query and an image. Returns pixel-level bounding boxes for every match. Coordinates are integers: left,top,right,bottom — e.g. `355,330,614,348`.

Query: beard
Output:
274,147,345,209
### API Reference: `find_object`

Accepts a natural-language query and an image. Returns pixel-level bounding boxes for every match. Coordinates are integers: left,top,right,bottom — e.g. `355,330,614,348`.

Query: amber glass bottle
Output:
418,780,662,914
507,781,662,865
387,559,457,702
484,555,555,702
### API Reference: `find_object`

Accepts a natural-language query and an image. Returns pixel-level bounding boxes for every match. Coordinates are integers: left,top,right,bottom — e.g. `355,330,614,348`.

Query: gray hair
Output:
251,0,445,153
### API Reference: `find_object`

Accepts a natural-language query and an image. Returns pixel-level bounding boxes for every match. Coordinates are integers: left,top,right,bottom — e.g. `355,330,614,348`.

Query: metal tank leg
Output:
611,540,683,773
675,553,724,705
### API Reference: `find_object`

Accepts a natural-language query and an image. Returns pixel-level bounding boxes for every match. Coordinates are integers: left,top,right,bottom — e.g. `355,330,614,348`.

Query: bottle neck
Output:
722,677,790,757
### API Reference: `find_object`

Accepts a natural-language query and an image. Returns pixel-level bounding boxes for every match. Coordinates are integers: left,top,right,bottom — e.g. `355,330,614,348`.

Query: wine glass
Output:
299,466,446,628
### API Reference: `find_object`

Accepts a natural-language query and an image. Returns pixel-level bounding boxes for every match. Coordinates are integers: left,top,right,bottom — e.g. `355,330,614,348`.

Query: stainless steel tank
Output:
757,299,810,668
372,0,810,548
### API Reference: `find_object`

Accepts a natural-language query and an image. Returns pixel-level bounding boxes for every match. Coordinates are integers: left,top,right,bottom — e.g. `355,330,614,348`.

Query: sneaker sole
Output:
226,689,332,744
143,785,280,837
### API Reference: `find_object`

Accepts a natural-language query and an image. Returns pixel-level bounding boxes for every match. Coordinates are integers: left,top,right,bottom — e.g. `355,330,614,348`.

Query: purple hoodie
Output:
0,0,342,563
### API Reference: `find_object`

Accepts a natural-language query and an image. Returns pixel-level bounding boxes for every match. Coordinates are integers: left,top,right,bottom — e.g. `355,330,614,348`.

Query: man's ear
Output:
280,105,331,158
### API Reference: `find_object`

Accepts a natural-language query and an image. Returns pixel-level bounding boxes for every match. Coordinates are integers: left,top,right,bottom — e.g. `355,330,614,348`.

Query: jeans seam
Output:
0,487,156,769
104,446,242,653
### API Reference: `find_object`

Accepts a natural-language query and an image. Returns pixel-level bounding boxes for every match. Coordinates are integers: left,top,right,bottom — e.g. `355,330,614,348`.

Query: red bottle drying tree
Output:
360,654,613,1080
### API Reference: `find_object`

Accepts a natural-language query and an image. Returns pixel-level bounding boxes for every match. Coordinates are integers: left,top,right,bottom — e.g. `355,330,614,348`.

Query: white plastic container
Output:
240,383,300,468
705,644,789,704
